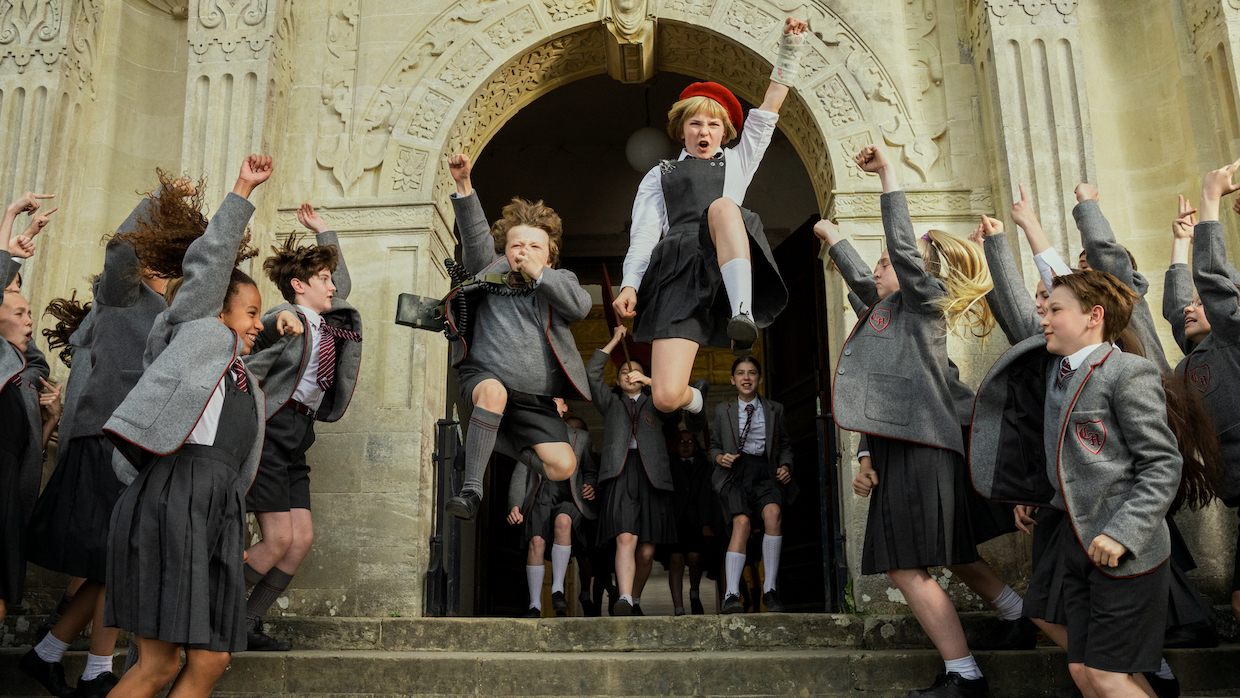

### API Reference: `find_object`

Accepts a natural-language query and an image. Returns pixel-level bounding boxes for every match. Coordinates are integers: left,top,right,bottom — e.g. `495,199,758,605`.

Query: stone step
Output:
2,647,1237,698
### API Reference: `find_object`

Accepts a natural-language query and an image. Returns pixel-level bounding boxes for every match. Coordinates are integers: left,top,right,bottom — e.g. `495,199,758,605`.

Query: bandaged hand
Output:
770,17,808,86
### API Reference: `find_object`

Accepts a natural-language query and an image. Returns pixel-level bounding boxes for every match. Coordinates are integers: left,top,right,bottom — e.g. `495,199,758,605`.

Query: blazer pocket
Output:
865,374,911,425
117,373,180,429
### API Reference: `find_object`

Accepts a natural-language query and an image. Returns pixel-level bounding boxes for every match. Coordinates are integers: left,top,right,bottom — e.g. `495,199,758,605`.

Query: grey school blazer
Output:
1171,221,1240,502
2,341,44,524
982,232,1044,346
52,310,96,466
831,192,970,456
970,337,1181,577
450,191,591,400
586,349,673,491
507,424,600,520
244,230,363,422
829,238,974,428
71,198,169,440
105,193,266,491
1164,255,1240,356
2,253,51,386
1075,200,1170,373
706,396,799,506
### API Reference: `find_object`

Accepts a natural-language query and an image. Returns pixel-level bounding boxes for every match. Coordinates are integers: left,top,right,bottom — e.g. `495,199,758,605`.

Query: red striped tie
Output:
230,358,249,394
1054,357,1075,390
316,323,361,392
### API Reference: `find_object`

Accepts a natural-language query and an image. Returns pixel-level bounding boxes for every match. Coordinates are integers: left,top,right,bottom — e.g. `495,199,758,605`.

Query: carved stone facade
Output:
2,0,1237,620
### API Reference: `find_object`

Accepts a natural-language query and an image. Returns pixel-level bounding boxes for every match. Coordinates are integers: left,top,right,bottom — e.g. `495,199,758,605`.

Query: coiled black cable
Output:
441,258,536,342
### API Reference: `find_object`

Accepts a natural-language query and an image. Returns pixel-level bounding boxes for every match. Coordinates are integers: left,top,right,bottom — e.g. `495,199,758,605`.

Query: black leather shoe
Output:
551,591,569,614
683,379,711,433
910,673,990,698
75,671,119,698
721,593,744,614
613,598,633,616
728,312,758,356
247,628,291,652
445,491,481,520
1164,619,1219,648
1143,672,1181,698
762,589,785,613
523,606,541,618
19,649,75,698
972,617,1037,651
690,597,705,615
632,603,644,616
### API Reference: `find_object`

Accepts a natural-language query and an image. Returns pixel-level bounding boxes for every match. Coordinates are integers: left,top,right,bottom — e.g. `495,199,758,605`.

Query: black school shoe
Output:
19,649,76,698
728,312,758,357
75,671,119,698
690,597,705,615
683,379,711,433
523,606,541,618
613,598,633,616
1143,672,1181,698
721,593,744,614
445,491,481,520
971,617,1037,651
1164,619,1219,648
909,673,990,698
551,591,568,616
247,622,292,652
632,603,644,616
762,590,785,613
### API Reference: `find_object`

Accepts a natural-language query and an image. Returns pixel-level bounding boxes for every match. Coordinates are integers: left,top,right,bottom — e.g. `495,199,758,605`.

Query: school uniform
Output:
623,110,787,347
507,425,598,554
1,253,50,387
102,192,264,654
665,450,725,565
832,192,983,574
1075,200,1171,372
449,191,591,477
587,349,676,545
707,396,798,524
25,200,163,583
243,230,362,514
0,340,44,606
971,271,1181,673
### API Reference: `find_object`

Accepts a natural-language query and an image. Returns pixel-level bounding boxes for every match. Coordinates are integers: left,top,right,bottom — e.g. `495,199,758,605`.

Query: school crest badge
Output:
869,308,891,332
1189,364,1210,393
1075,420,1106,455
643,413,657,427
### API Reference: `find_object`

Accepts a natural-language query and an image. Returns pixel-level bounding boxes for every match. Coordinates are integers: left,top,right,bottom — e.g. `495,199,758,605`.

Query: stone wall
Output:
4,0,1238,619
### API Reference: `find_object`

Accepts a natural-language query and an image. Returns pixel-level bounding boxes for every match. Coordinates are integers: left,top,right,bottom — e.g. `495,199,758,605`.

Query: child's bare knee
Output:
473,381,508,412
708,197,740,220
553,514,572,535
652,386,683,414
733,514,751,535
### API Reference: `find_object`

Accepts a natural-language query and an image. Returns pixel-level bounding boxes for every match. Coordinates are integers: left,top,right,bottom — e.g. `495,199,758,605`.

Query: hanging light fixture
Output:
625,83,672,173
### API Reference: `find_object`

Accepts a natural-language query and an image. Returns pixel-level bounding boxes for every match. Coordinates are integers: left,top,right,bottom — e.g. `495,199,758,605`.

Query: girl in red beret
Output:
613,17,808,439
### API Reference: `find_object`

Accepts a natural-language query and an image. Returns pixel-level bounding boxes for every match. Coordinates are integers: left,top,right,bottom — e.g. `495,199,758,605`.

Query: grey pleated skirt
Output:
26,436,123,581
633,211,787,348
105,444,248,653
860,435,979,575
597,450,677,546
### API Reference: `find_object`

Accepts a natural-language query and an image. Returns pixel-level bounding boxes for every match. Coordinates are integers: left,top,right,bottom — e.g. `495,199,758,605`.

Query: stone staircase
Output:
2,612,1238,697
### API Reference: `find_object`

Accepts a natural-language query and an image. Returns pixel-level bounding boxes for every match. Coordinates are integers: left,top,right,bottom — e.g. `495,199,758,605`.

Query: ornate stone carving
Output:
725,1,778,40
837,132,874,180
604,0,650,40
972,0,1077,26
63,0,103,97
437,39,491,91
0,0,64,73
816,75,860,128
662,0,715,14
392,147,430,192
832,189,994,219
603,0,655,83
144,0,189,17
657,22,766,104
277,204,438,234
408,89,453,140
190,0,275,61
543,0,596,22
486,7,538,48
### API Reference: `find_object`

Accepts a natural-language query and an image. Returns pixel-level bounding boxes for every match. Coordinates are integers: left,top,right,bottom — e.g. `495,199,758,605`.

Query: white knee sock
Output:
1157,658,1175,680
81,653,113,681
990,585,1024,621
720,258,753,318
944,654,982,680
725,551,746,597
550,545,571,594
526,565,544,610
762,535,782,593
685,386,704,414
34,633,69,664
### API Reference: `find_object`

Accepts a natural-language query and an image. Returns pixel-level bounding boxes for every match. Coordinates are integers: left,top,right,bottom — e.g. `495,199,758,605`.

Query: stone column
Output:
968,0,1095,283
1183,0,1240,247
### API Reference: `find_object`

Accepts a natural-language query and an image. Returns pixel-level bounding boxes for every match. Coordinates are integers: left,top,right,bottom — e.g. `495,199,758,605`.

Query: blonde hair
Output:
666,96,738,143
918,230,995,339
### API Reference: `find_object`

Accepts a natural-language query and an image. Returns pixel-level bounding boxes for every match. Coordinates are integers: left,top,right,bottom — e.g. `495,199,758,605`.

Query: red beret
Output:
679,82,743,133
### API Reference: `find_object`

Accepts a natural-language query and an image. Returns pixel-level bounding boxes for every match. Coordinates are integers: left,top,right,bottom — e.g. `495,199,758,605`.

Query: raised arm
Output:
1073,184,1146,294
816,219,880,306
756,18,808,114
587,328,624,417
1010,184,1071,290
1193,160,1240,346
1165,196,1197,354
297,202,351,300
980,218,1043,344
447,155,501,274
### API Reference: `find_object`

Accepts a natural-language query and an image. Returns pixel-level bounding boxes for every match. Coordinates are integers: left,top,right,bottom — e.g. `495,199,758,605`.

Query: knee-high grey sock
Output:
246,568,294,627
464,407,503,497
244,562,265,591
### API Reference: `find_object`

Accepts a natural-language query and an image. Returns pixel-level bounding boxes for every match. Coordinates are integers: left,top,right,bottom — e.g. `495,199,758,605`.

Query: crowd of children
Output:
1,10,1238,698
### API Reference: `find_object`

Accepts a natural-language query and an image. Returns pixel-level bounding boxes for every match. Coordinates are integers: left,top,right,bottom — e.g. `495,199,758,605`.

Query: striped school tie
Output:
739,403,756,455
1054,357,1076,390
316,323,362,392
230,358,249,394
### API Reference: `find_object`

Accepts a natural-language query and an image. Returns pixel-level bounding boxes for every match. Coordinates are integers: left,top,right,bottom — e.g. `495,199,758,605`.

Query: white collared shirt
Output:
737,396,766,455
291,305,326,411
620,108,780,292
186,375,226,446
1033,247,1074,292
1063,342,1109,371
